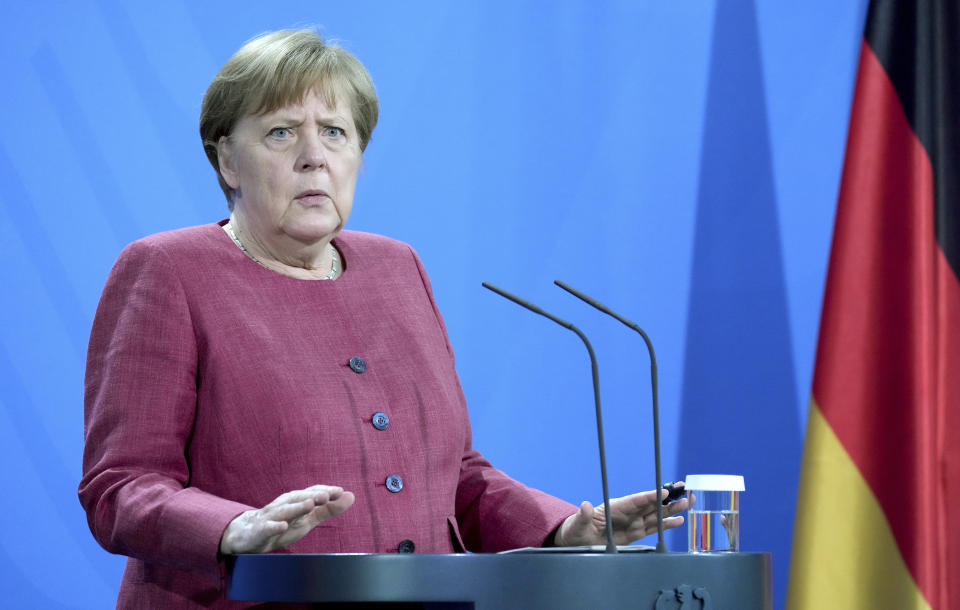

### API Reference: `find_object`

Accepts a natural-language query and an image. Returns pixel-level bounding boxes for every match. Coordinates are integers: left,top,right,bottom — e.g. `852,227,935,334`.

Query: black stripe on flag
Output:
864,0,960,277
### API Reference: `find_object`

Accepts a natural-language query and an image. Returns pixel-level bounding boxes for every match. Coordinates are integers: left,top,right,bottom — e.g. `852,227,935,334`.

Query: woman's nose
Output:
296,133,326,171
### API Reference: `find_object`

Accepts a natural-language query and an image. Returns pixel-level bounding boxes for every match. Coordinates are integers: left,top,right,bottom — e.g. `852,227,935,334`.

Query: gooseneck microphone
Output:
553,279,667,553
481,281,617,554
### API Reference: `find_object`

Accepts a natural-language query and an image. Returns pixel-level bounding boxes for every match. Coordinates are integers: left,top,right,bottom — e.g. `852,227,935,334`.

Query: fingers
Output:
305,491,355,523
305,484,347,503
556,489,691,548
267,485,345,508
604,490,665,524
664,496,690,516
617,488,690,515
615,487,692,510
600,488,693,544
221,485,354,555
326,490,355,516
266,486,354,528
258,485,347,525
262,498,317,523
662,514,684,530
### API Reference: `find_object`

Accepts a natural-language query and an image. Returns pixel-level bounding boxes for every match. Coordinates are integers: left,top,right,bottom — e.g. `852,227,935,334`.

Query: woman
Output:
79,29,688,608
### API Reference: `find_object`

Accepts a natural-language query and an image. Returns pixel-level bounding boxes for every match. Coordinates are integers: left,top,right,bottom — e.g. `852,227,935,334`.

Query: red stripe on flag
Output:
937,249,960,608
811,39,960,609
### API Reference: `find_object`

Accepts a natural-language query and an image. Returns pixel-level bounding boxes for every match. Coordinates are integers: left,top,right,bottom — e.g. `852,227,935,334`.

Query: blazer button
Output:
385,474,403,493
348,356,367,374
372,412,390,431
397,539,415,553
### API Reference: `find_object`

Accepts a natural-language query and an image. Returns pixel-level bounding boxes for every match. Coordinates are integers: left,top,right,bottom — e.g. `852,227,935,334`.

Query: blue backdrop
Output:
0,1,868,608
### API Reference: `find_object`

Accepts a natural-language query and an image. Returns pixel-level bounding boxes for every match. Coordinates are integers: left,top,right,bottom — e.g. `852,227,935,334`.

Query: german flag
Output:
787,1,960,608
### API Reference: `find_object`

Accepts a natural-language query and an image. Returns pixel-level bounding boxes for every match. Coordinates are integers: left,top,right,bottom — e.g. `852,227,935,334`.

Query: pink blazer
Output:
80,223,575,608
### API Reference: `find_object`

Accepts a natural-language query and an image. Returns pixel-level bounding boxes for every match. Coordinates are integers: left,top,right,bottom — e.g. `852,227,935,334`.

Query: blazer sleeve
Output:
405,245,577,551
78,240,251,586
454,430,578,552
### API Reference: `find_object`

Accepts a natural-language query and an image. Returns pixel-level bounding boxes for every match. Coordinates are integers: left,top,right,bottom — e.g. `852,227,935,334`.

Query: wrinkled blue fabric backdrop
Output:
0,1,868,608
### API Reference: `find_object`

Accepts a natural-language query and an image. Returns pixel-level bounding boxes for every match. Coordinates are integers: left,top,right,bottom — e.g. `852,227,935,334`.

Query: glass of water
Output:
685,474,744,552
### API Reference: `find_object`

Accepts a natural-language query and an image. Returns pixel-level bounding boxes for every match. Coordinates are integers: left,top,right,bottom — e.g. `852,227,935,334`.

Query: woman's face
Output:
218,89,361,246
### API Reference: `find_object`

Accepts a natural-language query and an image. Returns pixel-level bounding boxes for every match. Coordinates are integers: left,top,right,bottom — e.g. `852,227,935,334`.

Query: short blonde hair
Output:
200,29,379,204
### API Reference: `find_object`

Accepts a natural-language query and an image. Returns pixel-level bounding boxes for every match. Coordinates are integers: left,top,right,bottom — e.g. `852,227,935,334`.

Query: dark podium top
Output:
228,552,772,609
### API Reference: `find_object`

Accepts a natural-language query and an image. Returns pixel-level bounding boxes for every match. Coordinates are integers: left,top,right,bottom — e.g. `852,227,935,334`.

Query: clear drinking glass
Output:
685,474,744,552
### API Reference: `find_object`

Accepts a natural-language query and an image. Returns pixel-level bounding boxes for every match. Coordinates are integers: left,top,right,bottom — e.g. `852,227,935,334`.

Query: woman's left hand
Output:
219,484,355,555
553,489,689,547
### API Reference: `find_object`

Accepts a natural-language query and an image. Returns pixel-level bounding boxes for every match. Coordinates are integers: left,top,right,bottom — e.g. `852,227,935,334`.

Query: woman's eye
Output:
269,127,292,139
322,126,345,138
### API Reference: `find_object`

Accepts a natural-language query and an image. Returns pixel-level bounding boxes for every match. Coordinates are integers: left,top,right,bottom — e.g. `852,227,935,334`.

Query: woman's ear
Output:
217,136,240,190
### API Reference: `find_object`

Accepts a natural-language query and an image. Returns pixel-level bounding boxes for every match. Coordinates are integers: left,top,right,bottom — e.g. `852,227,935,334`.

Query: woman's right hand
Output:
219,485,355,555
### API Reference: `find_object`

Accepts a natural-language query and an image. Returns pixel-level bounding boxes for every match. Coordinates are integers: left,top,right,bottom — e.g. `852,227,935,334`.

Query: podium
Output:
228,552,772,608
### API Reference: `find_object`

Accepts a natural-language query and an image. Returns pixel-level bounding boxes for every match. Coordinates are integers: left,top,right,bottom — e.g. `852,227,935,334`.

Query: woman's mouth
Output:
295,190,330,206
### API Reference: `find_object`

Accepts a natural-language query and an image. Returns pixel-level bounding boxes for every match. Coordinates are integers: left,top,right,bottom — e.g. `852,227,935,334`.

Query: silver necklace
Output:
225,222,339,280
